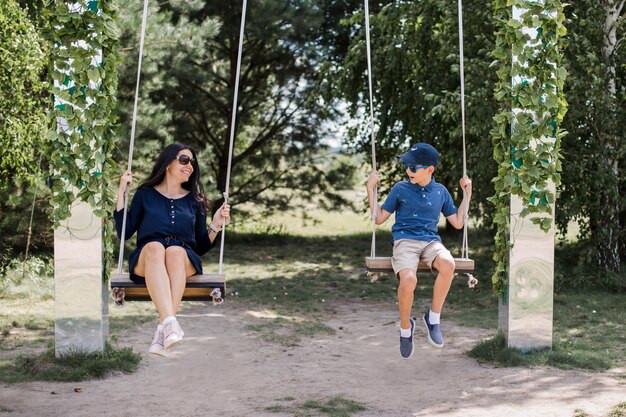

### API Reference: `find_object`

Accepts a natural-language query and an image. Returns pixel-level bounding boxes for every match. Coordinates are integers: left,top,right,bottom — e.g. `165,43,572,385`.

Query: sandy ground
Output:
1,301,624,417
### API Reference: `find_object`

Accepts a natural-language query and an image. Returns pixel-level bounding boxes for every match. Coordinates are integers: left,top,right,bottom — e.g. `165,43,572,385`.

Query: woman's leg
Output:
134,242,174,322
164,246,196,314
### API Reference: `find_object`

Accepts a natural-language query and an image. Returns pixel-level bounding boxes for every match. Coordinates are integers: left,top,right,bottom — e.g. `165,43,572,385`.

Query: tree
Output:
558,0,626,277
0,0,47,188
114,0,357,217
320,0,497,224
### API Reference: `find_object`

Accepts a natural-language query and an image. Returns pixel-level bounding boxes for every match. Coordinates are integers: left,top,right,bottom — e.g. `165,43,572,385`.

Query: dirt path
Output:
1,301,624,417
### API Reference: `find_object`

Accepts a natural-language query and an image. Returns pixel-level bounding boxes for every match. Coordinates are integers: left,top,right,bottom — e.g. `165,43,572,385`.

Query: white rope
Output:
23,149,44,279
117,0,149,274
457,0,470,260
218,0,248,274
364,0,377,258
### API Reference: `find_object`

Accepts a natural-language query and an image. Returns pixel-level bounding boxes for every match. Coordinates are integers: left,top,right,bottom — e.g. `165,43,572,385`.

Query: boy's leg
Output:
421,244,455,348
397,269,417,329
392,239,423,359
397,268,417,359
431,252,456,313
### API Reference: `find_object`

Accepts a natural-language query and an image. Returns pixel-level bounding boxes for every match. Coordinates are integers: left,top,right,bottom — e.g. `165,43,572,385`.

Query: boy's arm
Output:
446,175,472,229
366,171,392,225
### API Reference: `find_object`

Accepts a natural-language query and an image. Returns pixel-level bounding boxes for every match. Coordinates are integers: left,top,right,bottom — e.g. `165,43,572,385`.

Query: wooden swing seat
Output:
110,273,225,302
365,257,475,273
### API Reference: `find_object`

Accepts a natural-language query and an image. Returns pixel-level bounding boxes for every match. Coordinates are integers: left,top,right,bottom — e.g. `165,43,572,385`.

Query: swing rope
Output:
457,0,470,260
23,149,44,280
218,0,248,274
365,0,471,262
364,0,377,258
117,0,149,275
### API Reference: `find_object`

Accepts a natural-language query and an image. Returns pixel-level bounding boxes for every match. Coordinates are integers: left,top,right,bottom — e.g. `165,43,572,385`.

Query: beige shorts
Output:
391,239,451,275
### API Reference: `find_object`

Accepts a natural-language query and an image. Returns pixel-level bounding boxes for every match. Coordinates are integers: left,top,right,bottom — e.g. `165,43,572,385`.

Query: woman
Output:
115,143,231,356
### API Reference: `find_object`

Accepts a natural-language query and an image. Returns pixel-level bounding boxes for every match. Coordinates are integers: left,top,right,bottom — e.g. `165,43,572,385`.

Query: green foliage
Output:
557,0,626,275
246,317,335,347
555,240,626,291
113,0,355,217
0,176,52,264
42,0,120,278
0,0,47,186
490,0,567,294
0,343,140,383
0,254,53,297
321,0,498,221
468,332,612,370
266,396,367,417
607,403,626,417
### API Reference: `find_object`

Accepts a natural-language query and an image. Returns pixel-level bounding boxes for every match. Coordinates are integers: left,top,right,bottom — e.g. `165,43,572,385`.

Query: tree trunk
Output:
601,0,624,96
595,0,624,271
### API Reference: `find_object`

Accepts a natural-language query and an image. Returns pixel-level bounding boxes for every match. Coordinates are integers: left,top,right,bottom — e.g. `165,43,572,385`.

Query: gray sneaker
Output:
423,311,444,348
399,318,415,359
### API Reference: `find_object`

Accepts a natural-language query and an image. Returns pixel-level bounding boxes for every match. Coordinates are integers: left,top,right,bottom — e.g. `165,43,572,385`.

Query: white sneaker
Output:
148,328,168,357
163,319,184,349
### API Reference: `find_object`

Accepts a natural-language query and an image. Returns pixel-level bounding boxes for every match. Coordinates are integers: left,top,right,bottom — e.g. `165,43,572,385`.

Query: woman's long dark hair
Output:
139,143,208,213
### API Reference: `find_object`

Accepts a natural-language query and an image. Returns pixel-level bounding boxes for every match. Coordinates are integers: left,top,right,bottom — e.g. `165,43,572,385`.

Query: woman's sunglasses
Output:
404,163,428,173
176,155,194,165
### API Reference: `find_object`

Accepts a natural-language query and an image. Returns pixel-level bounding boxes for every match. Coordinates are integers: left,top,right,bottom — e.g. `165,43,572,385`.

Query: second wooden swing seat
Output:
365,257,474,274
110,273,225,302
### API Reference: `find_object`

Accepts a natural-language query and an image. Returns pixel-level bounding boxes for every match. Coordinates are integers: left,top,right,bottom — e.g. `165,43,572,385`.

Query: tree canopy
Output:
1,0,625,291
321,0,497,222
0,0,46,188
558,0,626,280
114,0,358,216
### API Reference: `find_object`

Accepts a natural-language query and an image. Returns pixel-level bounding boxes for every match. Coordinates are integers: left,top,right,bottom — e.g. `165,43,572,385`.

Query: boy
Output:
366,143,472,359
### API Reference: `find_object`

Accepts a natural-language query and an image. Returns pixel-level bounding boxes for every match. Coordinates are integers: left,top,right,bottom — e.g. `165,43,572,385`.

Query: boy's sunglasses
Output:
176,155,194,165
404,163,428,173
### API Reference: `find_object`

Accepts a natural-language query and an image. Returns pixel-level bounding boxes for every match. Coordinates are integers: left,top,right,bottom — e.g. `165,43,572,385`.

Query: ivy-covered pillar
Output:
491,0,567,350
46,0,119,356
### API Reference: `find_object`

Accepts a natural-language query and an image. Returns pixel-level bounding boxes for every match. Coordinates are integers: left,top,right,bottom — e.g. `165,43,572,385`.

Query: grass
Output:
467,287,625,370
607,403,626,417
0,258,55,352
468,333,613,370
246,316,336,346
265,395,367,417
0,342,140,383
206,222,624,370
0,198,624,381
574,402,626,417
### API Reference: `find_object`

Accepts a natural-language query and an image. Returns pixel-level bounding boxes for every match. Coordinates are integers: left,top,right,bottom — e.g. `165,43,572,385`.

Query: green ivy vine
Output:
43,0,120,275
490,0,568,295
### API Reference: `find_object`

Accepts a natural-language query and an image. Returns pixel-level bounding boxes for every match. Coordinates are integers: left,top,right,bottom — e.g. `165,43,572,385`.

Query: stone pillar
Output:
499,3,556,351
54,199,108,356
501,193,555,350
52,1,108,357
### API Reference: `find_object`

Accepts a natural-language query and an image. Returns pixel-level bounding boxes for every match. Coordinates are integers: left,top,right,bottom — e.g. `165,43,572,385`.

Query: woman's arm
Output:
116,170,133,211
209,203,231,242
114,170,143,240
194,202,231,255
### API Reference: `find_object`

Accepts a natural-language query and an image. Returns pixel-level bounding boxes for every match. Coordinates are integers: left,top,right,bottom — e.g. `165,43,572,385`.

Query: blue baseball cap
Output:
397,143,439,168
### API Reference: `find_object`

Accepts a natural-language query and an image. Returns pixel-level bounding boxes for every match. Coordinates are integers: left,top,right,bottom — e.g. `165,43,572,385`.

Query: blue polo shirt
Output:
381,178,457,243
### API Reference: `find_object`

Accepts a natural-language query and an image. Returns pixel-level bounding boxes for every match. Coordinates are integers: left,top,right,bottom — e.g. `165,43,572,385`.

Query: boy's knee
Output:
398,270,418,288
434,254,455,277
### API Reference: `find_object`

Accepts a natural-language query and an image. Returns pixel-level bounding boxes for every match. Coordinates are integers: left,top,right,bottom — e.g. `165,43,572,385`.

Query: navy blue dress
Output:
114,187,215,283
